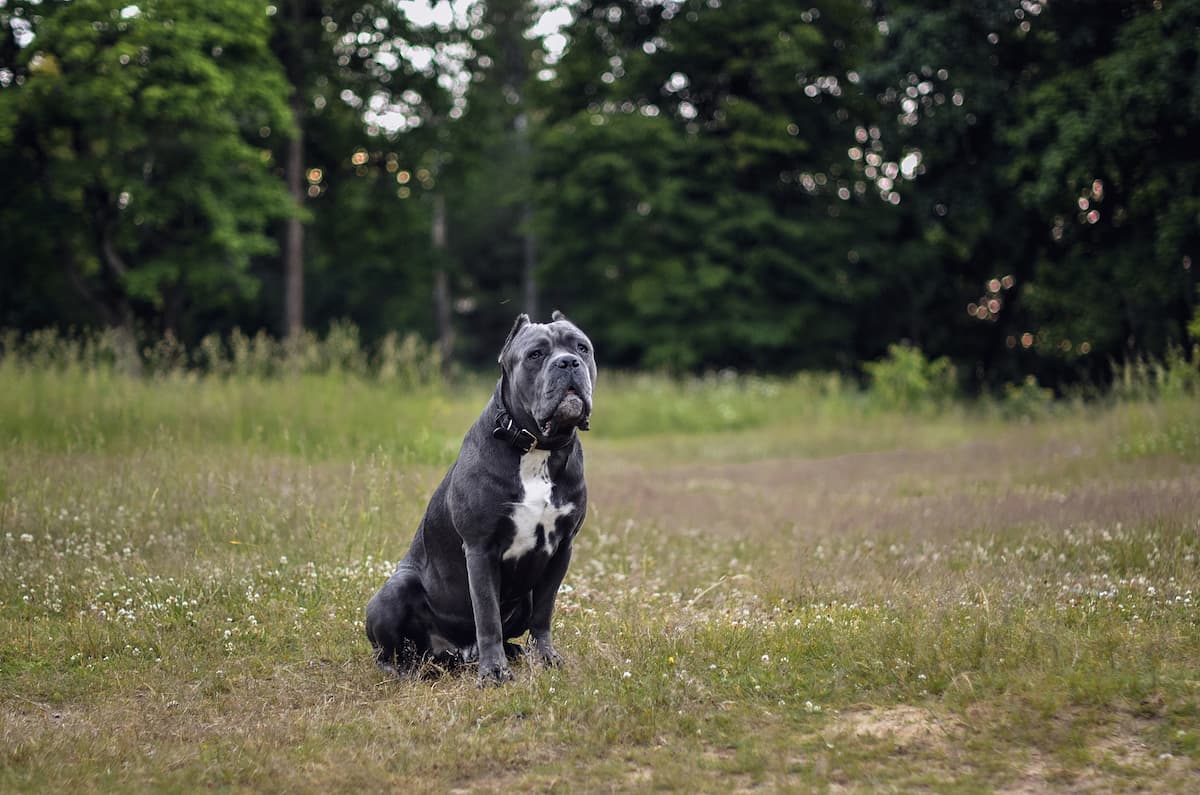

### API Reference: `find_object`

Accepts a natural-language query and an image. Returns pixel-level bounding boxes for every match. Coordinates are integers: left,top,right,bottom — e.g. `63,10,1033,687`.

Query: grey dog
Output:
365,311,596,685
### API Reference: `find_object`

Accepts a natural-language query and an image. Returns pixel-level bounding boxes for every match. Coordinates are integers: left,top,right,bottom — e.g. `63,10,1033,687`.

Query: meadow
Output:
2,344,1199,793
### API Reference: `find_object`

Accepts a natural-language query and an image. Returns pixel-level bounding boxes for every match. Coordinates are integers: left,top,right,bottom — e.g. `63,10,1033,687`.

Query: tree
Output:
1007,0,1200,369
866,0,1200,386
398,0,566,365
537,0,878,371
852,0,1048,387
0,0,293,344
267,0,424,340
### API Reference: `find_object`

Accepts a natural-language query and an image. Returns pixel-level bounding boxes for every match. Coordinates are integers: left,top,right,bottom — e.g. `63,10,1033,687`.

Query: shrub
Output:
864,343,958,413
1000,375,1055,419
1112,346,1200,402
1161,345,1200,399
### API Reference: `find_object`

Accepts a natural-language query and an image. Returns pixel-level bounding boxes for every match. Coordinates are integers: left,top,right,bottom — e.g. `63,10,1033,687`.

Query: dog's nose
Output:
553,354,582,370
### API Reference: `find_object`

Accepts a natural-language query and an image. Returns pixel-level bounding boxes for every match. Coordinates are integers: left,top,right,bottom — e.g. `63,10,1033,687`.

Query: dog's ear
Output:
498,313,531,364
551,309,569,323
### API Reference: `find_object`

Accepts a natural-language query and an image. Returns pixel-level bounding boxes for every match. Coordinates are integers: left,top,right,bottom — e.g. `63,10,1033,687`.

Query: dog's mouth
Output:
539,387,589,436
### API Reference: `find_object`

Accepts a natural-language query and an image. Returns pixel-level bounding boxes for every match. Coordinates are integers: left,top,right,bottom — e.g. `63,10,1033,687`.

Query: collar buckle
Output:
514,428,538,453
493,411,541,454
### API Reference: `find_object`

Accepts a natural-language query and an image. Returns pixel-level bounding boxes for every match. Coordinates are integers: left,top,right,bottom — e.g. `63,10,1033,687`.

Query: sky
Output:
398,0,573,58
363,1,574,133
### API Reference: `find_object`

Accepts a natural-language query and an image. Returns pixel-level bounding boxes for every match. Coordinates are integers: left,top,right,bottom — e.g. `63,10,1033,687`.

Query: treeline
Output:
2,1,1198,388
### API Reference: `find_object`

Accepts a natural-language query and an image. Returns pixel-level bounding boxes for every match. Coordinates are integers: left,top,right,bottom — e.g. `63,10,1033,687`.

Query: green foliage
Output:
0,324,444,385
864,343,957,413
537,0,877,373
591,371,862,439
1113,397,1200,463
267,0,434,342
1000,375,1055,420
1110,347,1200,403
1161,346,1200,400
0,0,294,331
1189,291,1200,342
3,0,1199,390
1005,0,1200,366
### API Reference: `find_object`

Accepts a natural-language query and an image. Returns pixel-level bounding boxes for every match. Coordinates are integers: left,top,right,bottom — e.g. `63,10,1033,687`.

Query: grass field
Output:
2,361,1199,793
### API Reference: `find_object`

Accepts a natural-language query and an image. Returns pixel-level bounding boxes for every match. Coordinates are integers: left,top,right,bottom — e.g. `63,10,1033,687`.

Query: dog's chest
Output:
503,450,574,561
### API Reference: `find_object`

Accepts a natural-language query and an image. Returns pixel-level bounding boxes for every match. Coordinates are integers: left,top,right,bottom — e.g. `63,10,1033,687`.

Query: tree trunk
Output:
432,191,454,367
281,0,306,341
514,103,536,317
521,198,538,318
112,306,142,377
96,227,142,375
283,91,305,341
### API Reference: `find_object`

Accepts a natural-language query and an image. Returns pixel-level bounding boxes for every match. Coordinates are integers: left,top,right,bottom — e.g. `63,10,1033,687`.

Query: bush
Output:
1162,345,1200,399
1000,375,1055,419
1112,346,1200,402
863,343,958,413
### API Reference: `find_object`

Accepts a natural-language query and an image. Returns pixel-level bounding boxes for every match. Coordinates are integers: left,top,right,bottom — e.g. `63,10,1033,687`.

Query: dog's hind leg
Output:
365,568,432,674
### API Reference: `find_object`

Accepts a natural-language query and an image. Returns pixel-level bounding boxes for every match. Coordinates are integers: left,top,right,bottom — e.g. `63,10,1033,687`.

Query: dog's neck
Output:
492,379,577,453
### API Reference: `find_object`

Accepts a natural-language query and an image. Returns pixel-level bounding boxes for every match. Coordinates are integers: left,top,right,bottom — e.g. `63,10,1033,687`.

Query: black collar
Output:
492,407,540,453
492,406,577,453
491,385,577,454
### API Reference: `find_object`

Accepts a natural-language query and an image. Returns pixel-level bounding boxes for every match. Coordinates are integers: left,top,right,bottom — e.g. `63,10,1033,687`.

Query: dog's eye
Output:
577,343,590,355
528,350,543,360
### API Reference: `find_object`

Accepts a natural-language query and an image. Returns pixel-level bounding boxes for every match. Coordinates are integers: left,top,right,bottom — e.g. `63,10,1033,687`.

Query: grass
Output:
2,359,1199,792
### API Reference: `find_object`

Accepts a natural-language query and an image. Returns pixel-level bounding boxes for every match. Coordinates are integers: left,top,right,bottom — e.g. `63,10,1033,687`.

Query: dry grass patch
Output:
831,704,963,753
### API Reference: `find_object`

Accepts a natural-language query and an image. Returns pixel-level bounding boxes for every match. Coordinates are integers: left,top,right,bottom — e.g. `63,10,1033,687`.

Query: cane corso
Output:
366,310,595,685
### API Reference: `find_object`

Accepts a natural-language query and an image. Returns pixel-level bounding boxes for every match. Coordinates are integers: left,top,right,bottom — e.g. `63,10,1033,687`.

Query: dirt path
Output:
591,436,1200,544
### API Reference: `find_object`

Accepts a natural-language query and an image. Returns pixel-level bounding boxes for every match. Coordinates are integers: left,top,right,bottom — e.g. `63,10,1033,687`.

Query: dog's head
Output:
498,310,597,438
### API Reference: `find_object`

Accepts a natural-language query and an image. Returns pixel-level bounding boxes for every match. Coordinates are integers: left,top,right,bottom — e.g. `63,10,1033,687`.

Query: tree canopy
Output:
1,0,293,338
2,0,1197,388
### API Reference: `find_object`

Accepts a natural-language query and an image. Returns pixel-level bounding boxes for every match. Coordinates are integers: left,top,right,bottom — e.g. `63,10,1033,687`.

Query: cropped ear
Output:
498,313,531,364
551,309,569,322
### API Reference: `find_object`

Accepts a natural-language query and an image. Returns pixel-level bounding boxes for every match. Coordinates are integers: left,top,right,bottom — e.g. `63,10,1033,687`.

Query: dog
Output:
366,310,596,685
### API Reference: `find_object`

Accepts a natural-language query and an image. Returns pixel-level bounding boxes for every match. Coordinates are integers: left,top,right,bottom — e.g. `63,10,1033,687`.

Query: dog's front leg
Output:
464,545,513,685
528,544,572,668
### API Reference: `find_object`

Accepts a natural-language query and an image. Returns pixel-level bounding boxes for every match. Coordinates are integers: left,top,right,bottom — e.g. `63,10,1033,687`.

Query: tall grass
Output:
3,326,1199,462
1,328,873,461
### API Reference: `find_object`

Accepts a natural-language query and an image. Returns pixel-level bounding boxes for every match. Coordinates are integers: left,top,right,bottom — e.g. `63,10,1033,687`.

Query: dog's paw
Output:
375,659,403,678
477,660,515,687
528,639,564,668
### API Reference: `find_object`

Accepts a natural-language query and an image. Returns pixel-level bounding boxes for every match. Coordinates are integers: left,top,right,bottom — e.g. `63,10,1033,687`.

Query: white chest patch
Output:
503,449,575,561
